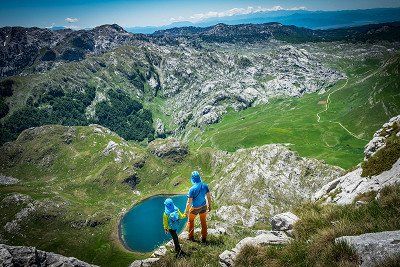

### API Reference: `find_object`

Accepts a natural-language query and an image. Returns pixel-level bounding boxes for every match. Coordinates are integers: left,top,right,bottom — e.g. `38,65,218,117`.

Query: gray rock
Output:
1,193,31,206
148,138,188,161
270,212,299,231
129,257,160,267
335,230,400,267
155,118,165,137
219,231,290,266
102,141,118,156
151,246,167,257
313,158,400,205
0,244,96,266
364,115,400,160
0,175,19,186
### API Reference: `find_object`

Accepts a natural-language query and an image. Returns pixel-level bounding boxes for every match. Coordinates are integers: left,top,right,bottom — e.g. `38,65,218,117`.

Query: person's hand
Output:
164,229,168,234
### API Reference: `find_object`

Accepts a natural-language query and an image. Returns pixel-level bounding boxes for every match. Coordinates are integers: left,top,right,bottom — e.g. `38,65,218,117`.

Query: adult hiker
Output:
163,198,186,257
185,171,212,243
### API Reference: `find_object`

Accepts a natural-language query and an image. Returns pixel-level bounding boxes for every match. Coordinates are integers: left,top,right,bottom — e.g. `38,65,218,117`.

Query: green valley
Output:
189,52,400,169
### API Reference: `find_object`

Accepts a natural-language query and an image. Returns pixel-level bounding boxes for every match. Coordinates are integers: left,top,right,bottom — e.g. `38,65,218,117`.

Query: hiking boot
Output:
188,237,195,242
176,250,186,258
201,238,207,244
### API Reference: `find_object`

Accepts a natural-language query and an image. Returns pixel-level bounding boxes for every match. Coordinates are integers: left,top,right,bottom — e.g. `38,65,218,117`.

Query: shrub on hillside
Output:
95,89,154,141
0,87,154,144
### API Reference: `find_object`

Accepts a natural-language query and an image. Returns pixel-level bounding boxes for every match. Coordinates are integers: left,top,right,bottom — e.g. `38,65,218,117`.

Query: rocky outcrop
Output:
130,257,160,267
211,144,342,227
0,244,96,267
155,118,166,137
336,230,400,267
0,175,19,186
1,193,31,206
270,212,299,231
148,138,188,162
314,115,400,204
219,231,290,267
313,159,400,204
364,115,400,160
4,199,64,234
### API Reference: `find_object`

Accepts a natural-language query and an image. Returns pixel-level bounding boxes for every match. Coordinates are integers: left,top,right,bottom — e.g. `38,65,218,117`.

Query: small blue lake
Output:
120,194,188,252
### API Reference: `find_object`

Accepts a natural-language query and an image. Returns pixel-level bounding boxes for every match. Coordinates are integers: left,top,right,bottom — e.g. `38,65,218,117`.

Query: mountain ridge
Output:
128,7,400,34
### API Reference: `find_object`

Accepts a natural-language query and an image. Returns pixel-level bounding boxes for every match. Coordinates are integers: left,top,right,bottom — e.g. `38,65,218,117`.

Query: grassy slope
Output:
189,53,400,169
234,184,400,267
0,125,216,266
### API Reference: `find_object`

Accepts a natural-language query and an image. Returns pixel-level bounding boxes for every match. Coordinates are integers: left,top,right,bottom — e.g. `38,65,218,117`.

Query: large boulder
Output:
0,244,96,267
148,138,188,162
335,230,400,267
219,231,290,267
270,212,299,231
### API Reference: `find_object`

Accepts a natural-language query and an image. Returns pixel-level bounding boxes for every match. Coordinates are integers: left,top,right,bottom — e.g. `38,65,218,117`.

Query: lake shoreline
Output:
118,193,187,253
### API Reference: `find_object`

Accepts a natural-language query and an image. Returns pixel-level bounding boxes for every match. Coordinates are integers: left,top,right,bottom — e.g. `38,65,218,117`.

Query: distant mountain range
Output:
127,7,400,34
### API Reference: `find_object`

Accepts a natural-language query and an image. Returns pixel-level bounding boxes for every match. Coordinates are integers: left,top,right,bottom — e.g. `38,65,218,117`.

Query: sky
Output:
0,0,400,28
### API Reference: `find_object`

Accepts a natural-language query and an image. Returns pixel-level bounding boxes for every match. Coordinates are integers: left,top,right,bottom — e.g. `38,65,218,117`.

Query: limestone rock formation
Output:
0,175,19,186
0,244,96,267
148,138,188,161
130,257,160,267
270,212,299,231
211,144,342,227
364,115,400,160
155,118,166,137
313,159,400,204
336,230,400,267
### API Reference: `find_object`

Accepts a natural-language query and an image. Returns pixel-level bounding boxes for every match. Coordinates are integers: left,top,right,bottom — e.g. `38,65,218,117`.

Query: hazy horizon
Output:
1,0,400,29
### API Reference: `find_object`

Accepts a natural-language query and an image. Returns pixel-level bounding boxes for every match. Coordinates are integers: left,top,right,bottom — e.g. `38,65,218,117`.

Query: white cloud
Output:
65,17,79,23
172,6,307,22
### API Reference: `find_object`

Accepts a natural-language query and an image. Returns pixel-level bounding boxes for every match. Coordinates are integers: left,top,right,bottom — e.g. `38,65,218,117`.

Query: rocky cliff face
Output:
0,24,135,77
209,144,343,227
0,244,96,267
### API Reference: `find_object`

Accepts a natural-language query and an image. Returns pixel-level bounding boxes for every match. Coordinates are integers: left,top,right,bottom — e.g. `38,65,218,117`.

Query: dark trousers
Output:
169,229,181,253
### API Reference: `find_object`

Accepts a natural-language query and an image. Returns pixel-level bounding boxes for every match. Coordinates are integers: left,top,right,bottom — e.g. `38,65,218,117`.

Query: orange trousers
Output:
187,208,207,240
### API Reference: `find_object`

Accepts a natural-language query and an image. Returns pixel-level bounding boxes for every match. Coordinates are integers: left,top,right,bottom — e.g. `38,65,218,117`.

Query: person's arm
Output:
186,198,192,216
178,208,186,219
162,213,168,234
206,192,212,212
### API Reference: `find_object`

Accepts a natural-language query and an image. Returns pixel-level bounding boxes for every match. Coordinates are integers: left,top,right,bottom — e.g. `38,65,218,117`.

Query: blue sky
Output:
1,0,400,28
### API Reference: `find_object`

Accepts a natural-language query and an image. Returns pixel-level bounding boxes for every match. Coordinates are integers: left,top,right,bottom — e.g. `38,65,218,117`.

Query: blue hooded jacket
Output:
188,171,209,208
163,198,184,230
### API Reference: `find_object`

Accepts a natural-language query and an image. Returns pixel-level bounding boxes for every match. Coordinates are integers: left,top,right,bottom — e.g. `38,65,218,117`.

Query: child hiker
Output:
163,198,186,258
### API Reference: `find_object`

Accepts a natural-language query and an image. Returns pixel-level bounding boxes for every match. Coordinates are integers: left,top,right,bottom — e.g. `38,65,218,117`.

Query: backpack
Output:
167,210,180,230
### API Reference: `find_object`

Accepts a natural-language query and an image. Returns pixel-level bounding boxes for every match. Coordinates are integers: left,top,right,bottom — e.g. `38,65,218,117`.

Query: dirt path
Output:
316,78,368,141
316,79,348,123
